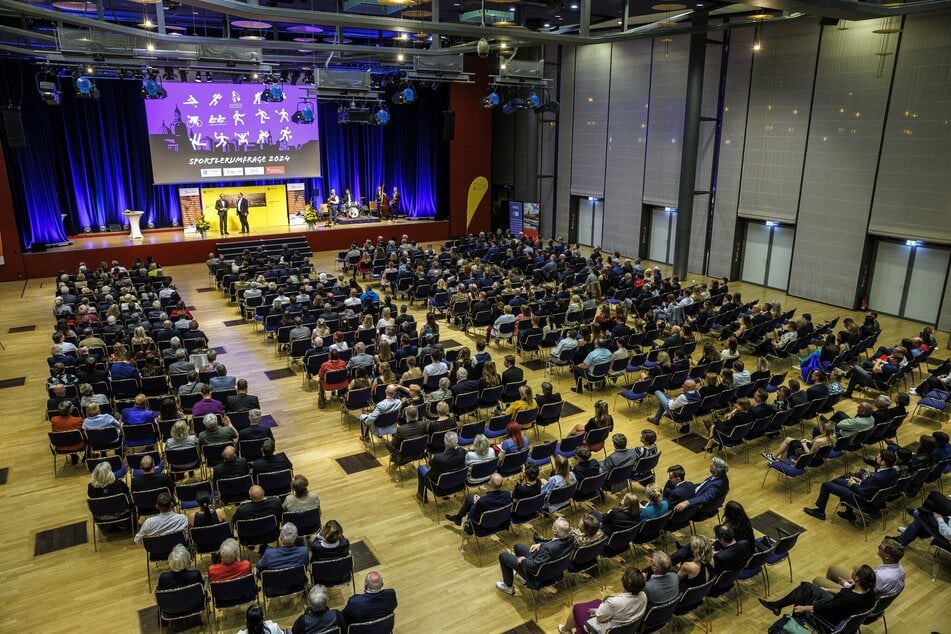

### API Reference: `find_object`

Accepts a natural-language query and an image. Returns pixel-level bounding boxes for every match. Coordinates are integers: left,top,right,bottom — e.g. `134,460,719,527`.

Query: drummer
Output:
343,188,353,206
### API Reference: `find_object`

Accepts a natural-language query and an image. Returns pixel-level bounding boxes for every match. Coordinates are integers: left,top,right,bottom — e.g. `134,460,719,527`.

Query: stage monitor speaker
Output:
1,107,27,148
30,242,47,253
108,223,123,232
442,110,455,142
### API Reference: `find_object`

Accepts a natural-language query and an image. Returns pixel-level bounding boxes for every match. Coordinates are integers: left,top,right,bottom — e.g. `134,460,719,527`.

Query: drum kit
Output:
341,200,365,219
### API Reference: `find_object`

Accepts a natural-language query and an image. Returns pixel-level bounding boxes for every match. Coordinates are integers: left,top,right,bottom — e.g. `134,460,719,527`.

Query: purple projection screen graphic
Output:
144,83,320,184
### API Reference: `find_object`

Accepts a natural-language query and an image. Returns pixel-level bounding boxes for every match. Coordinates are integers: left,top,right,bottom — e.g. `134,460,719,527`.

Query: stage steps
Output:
215,235,312,262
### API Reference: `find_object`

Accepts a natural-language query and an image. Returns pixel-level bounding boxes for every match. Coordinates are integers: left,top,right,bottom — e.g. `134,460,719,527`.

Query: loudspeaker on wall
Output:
1,107,27,148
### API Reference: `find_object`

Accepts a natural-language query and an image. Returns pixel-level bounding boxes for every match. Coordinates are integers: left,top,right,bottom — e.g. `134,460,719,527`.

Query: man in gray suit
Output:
496,517,574,595
645,551,680,606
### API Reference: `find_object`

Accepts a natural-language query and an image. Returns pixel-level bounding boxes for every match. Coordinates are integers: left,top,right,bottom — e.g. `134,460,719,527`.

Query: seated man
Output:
232,485,283,533
495,517,574,596
647,379,700,433
131,455,175,494
813,537,905,597
571,338,612,394
226,379,260,413
671,457,730,515
572,446,602,481
662,464,696,506
198,413,238,446
359,385,402,441
644,551,680,606
256,522,309,583
133,492,189,544
213,445,250,483
251,438,294,476
293,585,345,634
804,449,899,521
386,405,427,464
823,402,875,440
208,365,237,391
416,431,466,503
238,409,273,441
121,393,159,426
759,564,877,622
445,472,512,530
82,402,121,432
342,571,398,625
549,330,579,365
891,492,951,550
844,355,901,397
50,400,85,455
191,386,225,419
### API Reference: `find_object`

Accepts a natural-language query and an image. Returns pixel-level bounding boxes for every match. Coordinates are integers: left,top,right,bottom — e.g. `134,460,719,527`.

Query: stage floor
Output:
60,217,429,251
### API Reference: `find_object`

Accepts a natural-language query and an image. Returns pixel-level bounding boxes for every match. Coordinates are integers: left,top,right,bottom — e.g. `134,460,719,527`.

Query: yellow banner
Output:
466,176,489,230
200,185,289,233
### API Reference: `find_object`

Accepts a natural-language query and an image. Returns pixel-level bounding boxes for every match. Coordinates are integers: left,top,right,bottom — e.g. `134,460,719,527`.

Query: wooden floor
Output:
0,251,948,633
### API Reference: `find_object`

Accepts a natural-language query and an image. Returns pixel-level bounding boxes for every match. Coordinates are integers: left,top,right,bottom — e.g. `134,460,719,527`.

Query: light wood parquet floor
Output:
0,250,947,633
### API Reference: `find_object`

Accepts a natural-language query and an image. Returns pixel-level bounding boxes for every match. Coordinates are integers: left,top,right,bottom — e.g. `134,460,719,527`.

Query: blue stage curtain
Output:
0,60,445,248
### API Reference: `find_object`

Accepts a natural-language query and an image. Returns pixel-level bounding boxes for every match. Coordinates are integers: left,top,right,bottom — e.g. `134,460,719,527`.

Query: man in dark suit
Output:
672,457,730,514
534,381,562,408
131,454,175,495
496,516,575,595
501,355,524,385
236,192,250,233
251,438,294,476
661,325,685,350
238,409,273,442
804,449,900,521
386,405,427,463
445,472,513,530
231,484,282,526
342,571,398,625
450,367,479,395
225,379,261,413
213,445,249,483
417,431,466,502
215,193,229,234
571,445,602,481
662,464,696,506
712,525,752,573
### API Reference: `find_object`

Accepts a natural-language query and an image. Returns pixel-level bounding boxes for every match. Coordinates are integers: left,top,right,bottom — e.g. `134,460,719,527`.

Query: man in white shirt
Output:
360,385,402,440
549,330,578,363
133,492,189,544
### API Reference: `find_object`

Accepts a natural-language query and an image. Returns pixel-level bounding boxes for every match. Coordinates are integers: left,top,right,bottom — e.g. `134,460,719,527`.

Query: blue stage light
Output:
481,90,500,109
527,93,541,109
292,103,315,124
261,83,284,102
374,106,390,125
76,76,92,95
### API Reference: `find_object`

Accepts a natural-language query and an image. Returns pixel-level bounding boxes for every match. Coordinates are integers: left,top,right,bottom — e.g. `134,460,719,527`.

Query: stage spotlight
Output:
142,78,167,99
501,98,524,114
481,90,500,109
373,104,390,125
292,102,315,124
391,85,415,105
38,80,60,106
260,83,284,102
527,92,541,109
75,75,99,99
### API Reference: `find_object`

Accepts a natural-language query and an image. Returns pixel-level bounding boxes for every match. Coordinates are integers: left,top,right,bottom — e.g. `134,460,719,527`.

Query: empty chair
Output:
154,583,207,630
209,574,259,625
310,555,357,596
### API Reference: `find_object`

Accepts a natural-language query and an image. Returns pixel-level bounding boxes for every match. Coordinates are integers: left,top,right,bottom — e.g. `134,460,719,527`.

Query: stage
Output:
21,217,452,278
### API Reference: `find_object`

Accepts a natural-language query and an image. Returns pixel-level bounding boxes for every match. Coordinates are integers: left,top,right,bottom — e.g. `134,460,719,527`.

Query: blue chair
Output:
500,380,527,405
631,514,670,551
762,451,816,502
190,522,233,557
514,406,539,437
630,452,662,487
663,400,701,435
256,469,293,498
452,391,480,418
467,458,499,485
165,446,202,478
567,538,606,581
498,448,530,477
518,553,572,621
602,523,638,558
573,472,608,505
391,435,429,485
478,385,504,412
536,401,565,439
457,420,486,446
155,582,207,629
707,568,743,615
484,413,511,440
616,379,652,414
463,503,513,557
528,442,556,468
283,508,321,541
764,528,803,585
713,421,754,461
311,555,356,596
341,387,373,428
216,474,254,506
738,543,776,597
544,482,577,513
177,480,213,511
554,434,584,459
673,578,715,631
602,464,634,493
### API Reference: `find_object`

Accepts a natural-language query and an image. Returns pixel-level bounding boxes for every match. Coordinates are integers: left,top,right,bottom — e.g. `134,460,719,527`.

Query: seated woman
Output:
208,538,252,582
400,356,422,382
157,545,204,610
638,484,669,521
799,341,839,384
593,492,641,535
541,455,577,513
310,520,350,562
677,535,715,591
765,419,837,463
496,421,530,457
189,489,226,527
465,434,496,485
703,397,754,452
759,564,876,622
504,384,535,420
569,399,614,438
512,463,542,502
87,461,131,528
721,500,756,548
236,605,283,634
165,420,198,451
559,567,647,634
478,360,501,391
536,513,604,548
283,474,320,514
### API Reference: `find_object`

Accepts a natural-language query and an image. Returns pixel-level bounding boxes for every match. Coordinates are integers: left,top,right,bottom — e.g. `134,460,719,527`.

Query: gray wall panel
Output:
570,44,611,197
709,29,754,278
602,38,652,256
738,21,821,222
789,22,894,306
871,15,951,244
643,37,689,207
555,46,576,239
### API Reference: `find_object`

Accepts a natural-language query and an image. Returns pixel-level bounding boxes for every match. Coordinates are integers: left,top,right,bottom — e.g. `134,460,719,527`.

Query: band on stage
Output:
322,184,401,226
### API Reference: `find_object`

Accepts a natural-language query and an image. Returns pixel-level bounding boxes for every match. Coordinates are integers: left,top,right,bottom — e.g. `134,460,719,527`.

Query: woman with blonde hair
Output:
375,339,394,365
400,356,422,381
677,535,715,590
541,455,577,512
638,484,668,521
765,419,837,463
87,462,131,526
165,420,198,450
593,492,641,535
465,434,496,485
505,384,535,421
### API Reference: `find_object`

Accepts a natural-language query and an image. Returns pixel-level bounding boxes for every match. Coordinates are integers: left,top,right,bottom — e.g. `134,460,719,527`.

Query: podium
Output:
123,210,145,240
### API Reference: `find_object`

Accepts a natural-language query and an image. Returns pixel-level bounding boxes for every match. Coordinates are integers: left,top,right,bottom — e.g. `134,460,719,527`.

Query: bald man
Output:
342,571,398,626
445,473,512,532
231,484,282,527
131,454,175,495
121,393,159,426
647,378,700,433
213,445,249,485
